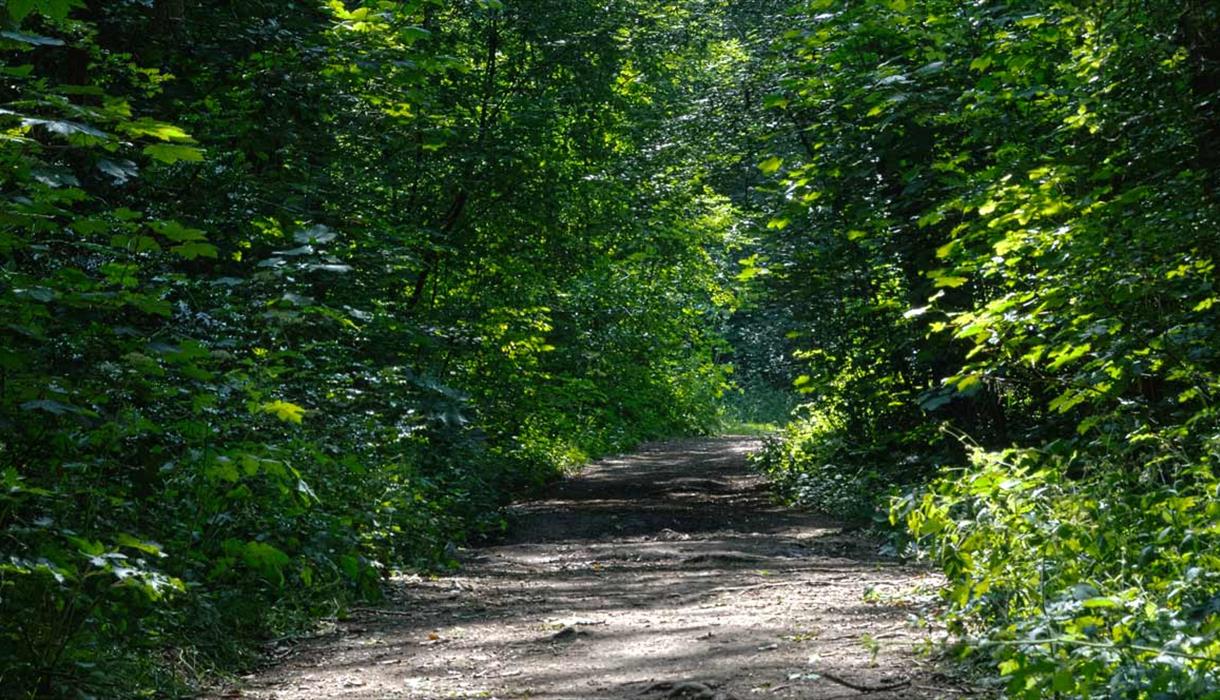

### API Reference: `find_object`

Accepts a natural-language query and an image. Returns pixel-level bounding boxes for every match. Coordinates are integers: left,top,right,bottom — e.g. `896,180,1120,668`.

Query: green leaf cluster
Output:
750,0,1220,694
0,1,744,695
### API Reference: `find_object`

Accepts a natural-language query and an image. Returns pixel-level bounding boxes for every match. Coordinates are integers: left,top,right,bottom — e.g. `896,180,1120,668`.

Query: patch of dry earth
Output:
216,437,972,700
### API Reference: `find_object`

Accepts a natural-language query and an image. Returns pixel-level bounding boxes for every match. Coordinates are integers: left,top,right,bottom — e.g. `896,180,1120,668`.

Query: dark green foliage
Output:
7,0,1220,696
0,1,740,695
752,0,1220,695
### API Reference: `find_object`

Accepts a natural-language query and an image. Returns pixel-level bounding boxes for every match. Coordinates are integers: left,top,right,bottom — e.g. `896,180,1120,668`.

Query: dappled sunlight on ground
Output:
219,437,964,699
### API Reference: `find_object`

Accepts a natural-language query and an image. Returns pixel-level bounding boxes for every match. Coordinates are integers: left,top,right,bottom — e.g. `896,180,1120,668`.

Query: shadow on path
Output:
223,437,961,700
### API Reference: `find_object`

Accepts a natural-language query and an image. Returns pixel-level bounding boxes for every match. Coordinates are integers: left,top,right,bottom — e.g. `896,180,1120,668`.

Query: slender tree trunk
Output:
409,9,500,311
1183,2,1220,194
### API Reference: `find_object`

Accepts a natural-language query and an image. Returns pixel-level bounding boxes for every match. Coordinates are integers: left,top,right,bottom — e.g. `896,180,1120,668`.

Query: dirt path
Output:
225,437,964,699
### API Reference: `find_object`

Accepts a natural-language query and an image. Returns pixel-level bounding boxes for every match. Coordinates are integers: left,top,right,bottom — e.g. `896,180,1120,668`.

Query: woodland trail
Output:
222,437,963,700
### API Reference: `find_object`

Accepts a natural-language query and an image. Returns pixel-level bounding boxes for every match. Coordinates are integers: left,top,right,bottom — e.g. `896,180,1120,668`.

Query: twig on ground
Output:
816,672,911,693
348,607,417,618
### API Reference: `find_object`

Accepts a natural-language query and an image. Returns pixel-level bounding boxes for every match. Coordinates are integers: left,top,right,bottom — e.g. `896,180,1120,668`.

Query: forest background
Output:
1,0,1217,698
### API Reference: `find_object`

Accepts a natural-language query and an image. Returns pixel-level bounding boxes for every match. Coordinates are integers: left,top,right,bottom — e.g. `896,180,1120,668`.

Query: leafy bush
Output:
752,0,1220,695
753,396,948,519
894,446,1220,698
0,1,737,696
754,410,877,518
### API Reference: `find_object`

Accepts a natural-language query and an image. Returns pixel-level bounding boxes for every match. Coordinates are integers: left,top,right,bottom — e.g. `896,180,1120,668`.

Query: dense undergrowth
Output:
0,1,746,696
5,0,1219,698
751,1,1220,696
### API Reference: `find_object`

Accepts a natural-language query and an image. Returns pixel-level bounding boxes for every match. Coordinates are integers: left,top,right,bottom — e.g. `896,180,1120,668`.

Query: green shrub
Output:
752,405,942,519
0,1,735,696
893,447,1220,698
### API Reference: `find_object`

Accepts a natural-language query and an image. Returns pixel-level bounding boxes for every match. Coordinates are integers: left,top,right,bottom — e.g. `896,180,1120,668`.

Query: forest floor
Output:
217,437,976,700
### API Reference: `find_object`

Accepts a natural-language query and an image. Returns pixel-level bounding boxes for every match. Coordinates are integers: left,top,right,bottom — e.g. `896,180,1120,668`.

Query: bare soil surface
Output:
220,437,969,700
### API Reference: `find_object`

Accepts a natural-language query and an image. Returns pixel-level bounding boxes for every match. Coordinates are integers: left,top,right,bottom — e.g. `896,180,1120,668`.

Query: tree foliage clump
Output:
751,0,1220,695
6,0,1220,696
0,1,740,695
